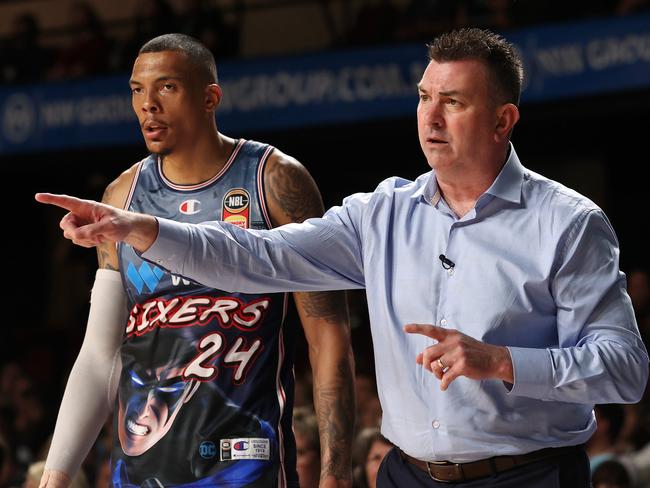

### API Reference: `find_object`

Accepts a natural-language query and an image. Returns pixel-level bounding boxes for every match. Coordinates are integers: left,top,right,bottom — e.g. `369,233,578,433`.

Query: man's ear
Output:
494,103,520,142
205,83,222,112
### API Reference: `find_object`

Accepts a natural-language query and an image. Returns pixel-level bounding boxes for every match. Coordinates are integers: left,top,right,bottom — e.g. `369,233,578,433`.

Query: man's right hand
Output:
39,468,71,488
35,193,158,252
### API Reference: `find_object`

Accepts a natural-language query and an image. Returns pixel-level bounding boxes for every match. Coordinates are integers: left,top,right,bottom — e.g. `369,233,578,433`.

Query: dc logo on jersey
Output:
126,262,165,294
179,199,201,215
199,441,216,459
233,441,249,451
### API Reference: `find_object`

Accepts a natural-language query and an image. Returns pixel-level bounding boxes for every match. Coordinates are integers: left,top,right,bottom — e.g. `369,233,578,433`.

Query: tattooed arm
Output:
265,150,355,488
96,166,138,269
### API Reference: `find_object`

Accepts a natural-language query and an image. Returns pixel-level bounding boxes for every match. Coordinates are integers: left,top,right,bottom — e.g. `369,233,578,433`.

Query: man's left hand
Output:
404,324,514,390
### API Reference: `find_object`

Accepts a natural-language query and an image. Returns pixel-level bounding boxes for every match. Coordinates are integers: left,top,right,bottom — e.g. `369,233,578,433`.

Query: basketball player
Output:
39,34,354,488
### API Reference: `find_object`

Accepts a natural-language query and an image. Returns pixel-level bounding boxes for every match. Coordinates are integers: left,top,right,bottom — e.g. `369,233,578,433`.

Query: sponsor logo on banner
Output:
2,93,36,144
222,188,250,228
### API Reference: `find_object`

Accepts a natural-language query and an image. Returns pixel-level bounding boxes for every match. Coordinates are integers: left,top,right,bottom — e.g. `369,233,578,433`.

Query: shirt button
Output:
440,318,448,327
432,420,440,429
447,267,455,276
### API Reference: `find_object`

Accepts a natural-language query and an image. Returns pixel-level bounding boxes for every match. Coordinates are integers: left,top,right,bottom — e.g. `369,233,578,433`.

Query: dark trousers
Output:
377,446,591,488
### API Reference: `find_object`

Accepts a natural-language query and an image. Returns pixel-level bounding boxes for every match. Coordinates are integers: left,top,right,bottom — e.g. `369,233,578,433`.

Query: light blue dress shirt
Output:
142,145,648,463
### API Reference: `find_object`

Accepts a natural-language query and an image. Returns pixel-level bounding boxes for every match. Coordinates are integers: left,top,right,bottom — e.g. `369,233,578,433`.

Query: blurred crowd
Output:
1,0,649,85
0,0,242,85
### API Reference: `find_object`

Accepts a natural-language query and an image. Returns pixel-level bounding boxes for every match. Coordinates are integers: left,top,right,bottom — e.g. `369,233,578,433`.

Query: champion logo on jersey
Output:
179,199,201,215
233,441,249,451
222,188,250,229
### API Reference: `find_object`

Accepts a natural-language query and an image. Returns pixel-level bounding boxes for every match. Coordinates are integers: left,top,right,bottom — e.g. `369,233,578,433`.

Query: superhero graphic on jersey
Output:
114,140,298,487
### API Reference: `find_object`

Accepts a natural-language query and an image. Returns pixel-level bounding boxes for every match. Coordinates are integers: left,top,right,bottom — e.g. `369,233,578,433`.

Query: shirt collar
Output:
483,143,525,205
415,143,525,206
412,171,439,204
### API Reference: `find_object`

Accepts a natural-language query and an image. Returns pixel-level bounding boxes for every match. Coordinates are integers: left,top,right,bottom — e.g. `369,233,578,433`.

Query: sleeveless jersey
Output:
113,139,298,488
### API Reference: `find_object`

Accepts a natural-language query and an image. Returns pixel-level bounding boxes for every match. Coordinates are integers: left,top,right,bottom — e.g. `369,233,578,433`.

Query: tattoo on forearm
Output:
317,358,355,481
97,245,118,270
97,183,118,270
296,291,348,325
267,159,323,222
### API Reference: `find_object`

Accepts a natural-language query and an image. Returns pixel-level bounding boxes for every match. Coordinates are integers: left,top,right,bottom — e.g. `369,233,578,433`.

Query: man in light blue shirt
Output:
37,28,647,487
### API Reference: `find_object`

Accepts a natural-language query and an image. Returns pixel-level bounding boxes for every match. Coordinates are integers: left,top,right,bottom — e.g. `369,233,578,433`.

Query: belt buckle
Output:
426,461,464,483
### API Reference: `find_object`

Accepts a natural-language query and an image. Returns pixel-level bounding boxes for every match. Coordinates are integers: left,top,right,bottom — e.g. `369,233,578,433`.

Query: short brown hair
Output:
427,28,523,106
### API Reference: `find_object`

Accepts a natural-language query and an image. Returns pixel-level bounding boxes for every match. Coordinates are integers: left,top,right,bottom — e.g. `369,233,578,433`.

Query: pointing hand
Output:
35,193,158,252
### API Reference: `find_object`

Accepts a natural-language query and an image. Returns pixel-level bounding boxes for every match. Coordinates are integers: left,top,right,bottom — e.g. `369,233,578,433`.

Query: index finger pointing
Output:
403,323,447,340
35,193,88,213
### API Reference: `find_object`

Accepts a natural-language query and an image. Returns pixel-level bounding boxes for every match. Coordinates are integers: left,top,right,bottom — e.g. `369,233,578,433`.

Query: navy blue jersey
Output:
114,139,298,487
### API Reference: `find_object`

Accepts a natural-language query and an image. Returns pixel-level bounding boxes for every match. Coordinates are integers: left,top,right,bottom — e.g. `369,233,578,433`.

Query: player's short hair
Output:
140,33,218,84
427,28,523,106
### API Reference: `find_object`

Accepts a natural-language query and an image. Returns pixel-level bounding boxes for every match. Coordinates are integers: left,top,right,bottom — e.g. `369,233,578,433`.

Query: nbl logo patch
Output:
222,188,250,229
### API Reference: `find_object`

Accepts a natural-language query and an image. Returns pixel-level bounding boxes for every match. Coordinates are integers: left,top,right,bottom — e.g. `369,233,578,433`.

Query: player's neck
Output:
160,131,236,185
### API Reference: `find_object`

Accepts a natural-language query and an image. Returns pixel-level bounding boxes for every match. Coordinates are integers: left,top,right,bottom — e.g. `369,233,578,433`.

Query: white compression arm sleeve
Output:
44,269,127,477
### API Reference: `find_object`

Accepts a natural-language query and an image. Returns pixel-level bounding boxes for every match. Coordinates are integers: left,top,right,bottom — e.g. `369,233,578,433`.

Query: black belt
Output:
398,444,583,483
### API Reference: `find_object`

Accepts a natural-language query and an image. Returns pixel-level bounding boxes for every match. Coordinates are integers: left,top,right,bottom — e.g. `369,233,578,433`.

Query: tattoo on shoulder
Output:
267,158,323,222
296,291,349,325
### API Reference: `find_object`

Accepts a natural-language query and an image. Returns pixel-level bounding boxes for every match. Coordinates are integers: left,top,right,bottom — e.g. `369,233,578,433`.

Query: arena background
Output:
0,1,649,486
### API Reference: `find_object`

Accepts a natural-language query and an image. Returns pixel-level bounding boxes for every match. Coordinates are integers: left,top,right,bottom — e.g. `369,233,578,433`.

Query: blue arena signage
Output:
1,13,648,154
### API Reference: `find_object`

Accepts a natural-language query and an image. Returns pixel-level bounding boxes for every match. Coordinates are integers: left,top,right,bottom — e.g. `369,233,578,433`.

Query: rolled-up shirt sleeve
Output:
508,208,649,404
142,196,367,294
